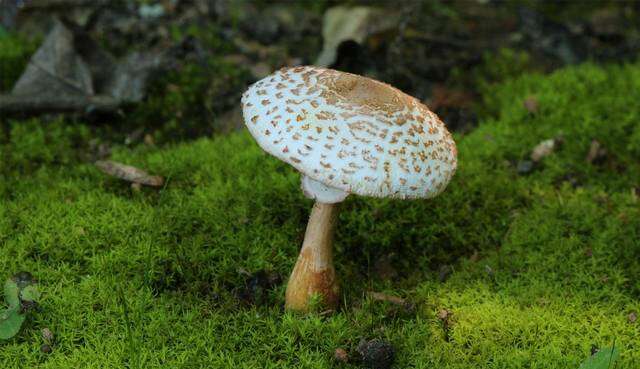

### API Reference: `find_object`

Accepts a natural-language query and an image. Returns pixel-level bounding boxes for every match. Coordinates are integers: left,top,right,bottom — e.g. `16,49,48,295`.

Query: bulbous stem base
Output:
285,202,340,312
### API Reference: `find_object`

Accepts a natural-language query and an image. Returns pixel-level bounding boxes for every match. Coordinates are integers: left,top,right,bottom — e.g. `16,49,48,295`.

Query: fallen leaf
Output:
3,18,176,116
315,6,398,67
12,19,94,98
629,311,637,323
95,160,164,187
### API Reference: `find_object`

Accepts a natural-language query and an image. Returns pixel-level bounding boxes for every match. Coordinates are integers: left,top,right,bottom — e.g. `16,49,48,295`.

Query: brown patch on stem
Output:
285,202,340,312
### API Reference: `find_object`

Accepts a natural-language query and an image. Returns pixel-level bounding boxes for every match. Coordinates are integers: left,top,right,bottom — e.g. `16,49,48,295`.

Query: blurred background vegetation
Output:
1,0,638,143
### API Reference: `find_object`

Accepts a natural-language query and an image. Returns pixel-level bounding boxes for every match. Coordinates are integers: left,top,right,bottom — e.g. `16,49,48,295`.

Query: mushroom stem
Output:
285,201,340,312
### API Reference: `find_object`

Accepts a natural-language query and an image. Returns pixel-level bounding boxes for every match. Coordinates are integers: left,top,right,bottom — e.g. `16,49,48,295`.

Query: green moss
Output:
1,62,639,368
0,33,38,92
1,119,90,172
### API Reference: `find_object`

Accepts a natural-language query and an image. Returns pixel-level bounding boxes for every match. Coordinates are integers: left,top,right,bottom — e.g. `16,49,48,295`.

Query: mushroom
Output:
241,66,457,312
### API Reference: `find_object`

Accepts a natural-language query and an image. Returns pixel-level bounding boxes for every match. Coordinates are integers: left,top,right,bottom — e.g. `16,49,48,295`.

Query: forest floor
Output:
1,1,639,368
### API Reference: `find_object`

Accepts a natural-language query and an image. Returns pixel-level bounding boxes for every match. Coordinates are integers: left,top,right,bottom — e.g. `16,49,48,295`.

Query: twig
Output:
0,94,119,115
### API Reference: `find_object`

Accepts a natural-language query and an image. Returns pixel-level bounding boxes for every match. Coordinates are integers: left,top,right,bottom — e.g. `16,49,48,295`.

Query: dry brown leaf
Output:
13,19,94,98
315,6,399,67
95,160,164,187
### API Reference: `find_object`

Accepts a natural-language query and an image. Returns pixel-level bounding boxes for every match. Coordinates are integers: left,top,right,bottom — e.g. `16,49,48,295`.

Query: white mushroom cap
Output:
241,66,457,201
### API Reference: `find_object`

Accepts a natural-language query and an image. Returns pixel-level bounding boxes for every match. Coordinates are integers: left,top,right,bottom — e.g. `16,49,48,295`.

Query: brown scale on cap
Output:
318,72,411,115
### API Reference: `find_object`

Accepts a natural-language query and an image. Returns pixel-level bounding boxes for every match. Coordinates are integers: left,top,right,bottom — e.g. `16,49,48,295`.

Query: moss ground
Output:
1,60,640,367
